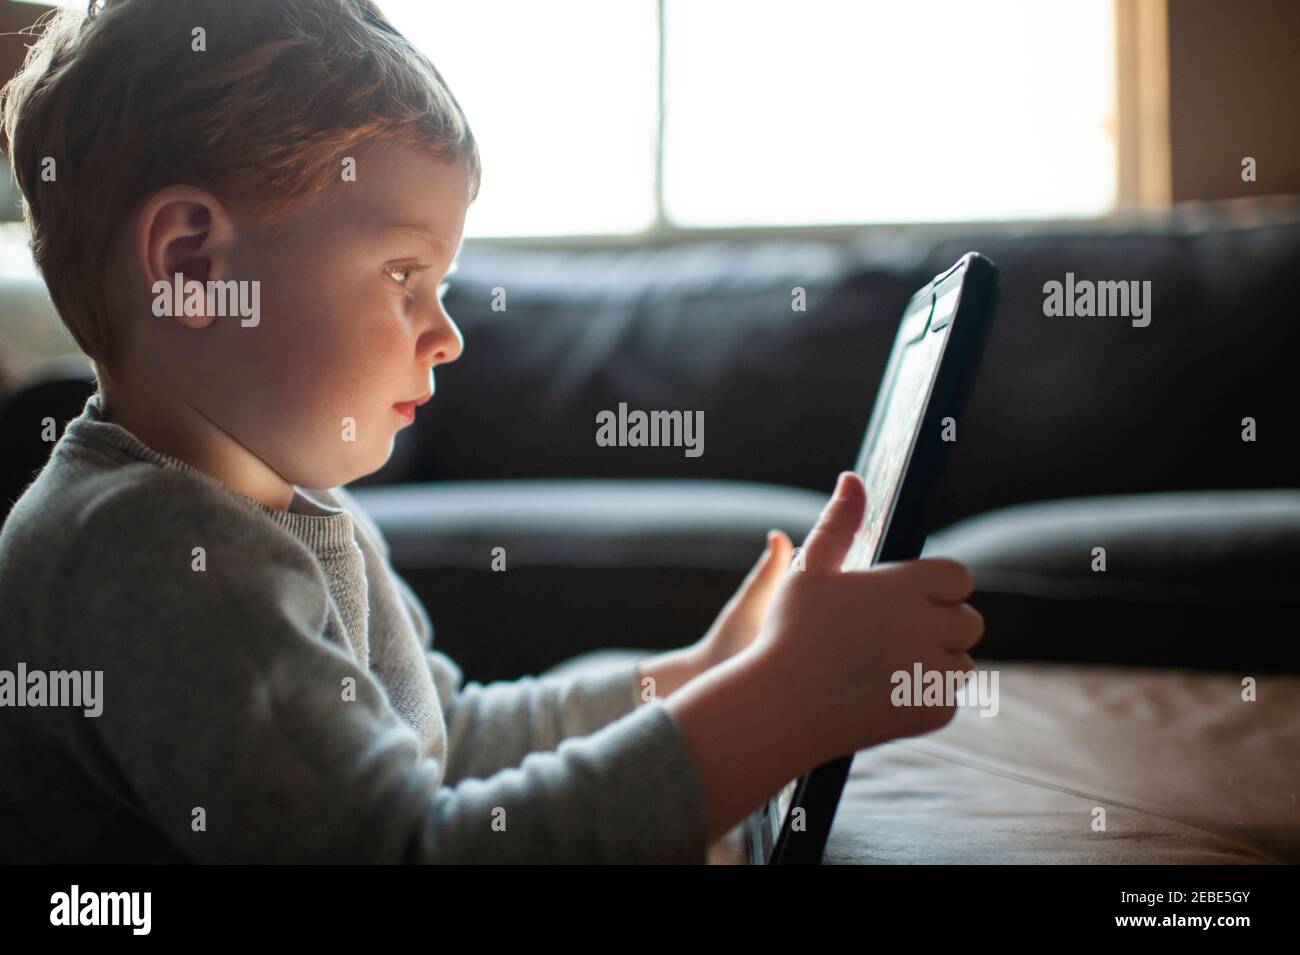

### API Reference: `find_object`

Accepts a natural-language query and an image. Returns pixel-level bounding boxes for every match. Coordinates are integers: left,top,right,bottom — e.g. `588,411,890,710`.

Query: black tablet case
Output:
753,251,1000,865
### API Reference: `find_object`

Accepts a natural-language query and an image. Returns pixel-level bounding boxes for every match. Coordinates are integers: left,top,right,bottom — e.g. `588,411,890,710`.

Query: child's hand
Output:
635,530,793,702
751,471,984,760
692,528,794,671
663,473,983,840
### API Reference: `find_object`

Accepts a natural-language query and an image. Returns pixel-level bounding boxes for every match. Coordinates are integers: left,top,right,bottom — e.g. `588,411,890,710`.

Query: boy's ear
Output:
136,186,237,329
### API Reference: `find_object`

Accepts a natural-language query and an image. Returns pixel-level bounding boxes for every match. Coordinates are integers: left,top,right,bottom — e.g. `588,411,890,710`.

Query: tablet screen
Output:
842,292,953,572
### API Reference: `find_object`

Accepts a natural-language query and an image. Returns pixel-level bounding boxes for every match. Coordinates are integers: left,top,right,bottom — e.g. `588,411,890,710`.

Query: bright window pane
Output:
663,0,1117,225
385,0,659,237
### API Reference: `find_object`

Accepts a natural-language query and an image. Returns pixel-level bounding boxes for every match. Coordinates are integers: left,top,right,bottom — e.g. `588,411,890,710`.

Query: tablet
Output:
748,251,1000,865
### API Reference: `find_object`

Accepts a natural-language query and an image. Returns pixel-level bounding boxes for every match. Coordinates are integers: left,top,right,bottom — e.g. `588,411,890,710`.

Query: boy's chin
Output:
285,439,394,491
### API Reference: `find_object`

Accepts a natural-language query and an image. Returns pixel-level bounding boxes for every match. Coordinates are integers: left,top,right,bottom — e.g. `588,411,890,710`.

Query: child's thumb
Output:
798,471,866,576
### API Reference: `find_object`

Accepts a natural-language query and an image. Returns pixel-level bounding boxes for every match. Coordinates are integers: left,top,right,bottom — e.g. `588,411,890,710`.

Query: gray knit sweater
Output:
0,392,711,863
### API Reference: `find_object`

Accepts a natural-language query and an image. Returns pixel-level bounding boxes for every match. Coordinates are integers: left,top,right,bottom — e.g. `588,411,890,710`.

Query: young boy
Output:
0,0,982,863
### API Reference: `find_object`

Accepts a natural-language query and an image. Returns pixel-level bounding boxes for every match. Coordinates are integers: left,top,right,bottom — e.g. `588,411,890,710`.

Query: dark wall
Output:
1167,0,1300,201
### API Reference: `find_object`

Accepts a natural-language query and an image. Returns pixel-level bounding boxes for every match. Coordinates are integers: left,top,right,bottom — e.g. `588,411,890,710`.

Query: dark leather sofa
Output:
4,196,1298,863
360,195,1300,682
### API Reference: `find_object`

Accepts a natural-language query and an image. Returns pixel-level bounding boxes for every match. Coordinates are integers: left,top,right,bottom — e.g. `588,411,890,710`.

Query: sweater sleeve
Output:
51,479,711,863
426,648,649,784
385,556,650,781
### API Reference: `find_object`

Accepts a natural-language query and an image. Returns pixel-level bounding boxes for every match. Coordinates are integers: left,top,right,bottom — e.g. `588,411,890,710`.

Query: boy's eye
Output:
384,264,449,298
385,265,415,287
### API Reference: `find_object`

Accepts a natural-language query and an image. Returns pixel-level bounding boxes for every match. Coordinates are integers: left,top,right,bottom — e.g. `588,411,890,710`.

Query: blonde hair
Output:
1,0,481,378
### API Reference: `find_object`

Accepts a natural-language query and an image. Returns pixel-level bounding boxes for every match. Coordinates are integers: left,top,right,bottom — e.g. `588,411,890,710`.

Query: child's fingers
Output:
728,530,792,620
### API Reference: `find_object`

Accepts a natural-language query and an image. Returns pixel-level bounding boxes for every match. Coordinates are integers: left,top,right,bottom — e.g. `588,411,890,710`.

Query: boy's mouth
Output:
393,391,433,424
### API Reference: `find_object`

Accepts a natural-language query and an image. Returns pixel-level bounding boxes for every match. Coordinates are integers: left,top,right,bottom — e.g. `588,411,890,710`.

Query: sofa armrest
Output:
922,488,1300,672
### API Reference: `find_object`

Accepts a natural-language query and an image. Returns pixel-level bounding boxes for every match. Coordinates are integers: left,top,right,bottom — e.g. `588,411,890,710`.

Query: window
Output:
390,0,1119,237
384,0,659,238
18,0,1121,236
662,0,1117,226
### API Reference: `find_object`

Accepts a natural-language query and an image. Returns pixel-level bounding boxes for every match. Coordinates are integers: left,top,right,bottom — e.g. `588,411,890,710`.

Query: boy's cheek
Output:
310,379,399,448
225,284,402,471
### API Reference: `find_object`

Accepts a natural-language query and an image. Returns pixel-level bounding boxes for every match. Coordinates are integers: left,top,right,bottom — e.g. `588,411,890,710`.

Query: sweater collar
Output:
63,391,356,554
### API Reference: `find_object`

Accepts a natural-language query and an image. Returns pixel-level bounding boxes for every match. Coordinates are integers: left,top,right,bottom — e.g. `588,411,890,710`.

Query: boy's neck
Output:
97,378,297,512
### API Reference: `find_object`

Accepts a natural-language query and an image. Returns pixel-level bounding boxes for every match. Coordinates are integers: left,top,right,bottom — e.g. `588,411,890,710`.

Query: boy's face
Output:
166,142,469,491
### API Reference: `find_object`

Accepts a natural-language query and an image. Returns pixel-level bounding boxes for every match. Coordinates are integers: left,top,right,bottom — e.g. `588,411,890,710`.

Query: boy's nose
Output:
417,314,464,366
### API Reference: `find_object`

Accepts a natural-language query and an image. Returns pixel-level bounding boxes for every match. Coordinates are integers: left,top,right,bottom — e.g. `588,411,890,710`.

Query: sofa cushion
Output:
922,488,1300,671
350,478,826,571
421,239,909,496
